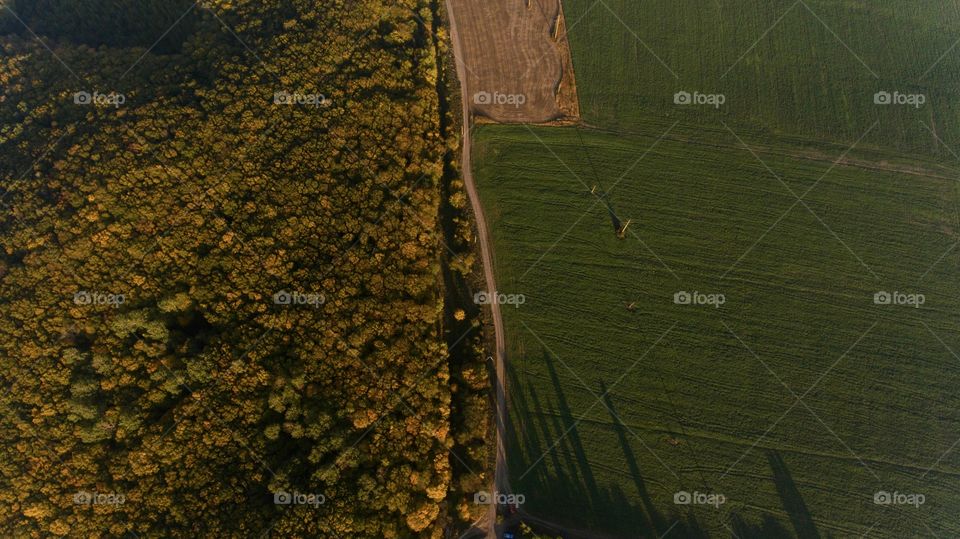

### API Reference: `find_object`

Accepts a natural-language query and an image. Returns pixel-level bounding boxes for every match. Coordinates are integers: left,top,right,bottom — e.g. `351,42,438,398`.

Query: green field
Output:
474,1,960,536
562,0,960,153
474,120,960,535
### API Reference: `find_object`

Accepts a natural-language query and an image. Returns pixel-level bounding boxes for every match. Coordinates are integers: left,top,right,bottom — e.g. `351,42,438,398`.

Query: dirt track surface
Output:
447,0,579,123
445,2,513,537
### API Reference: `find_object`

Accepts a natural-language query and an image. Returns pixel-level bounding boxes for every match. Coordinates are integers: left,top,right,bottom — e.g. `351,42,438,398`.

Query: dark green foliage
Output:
0,0,458,537
7,0,198,52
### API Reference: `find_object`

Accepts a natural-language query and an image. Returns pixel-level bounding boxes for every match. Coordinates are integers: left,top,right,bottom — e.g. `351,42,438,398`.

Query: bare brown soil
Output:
447,0,580,124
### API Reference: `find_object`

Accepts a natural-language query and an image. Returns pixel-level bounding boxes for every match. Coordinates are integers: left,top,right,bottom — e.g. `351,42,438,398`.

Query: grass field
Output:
468,0,960,535
473,122,960,536
562,0,960,154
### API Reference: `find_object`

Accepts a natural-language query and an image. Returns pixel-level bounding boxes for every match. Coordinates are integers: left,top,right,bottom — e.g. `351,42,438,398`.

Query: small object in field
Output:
616,219,632,238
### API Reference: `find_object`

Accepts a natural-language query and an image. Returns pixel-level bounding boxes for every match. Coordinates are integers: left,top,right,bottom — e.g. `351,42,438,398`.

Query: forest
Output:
0,0,488,536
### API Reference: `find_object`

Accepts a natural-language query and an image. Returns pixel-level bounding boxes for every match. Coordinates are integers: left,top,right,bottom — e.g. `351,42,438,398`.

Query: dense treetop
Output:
0,0,458,536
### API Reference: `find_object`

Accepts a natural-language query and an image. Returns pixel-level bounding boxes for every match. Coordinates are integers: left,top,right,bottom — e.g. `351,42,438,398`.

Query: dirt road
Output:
445,2,510,537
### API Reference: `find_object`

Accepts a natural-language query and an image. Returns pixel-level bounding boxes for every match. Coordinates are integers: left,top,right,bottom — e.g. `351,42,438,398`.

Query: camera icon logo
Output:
73,491,92,505
73,91,92,105
474,490,492,505
474,291,491,305
874,491,892,505
274,91,292,105
674,291,692,305
874,91,892,105
473,91,492,105
73,291,92,305
273,290,292,305
674,91,692,105
674,491,692,505
274,491,292,505
874,291,892,305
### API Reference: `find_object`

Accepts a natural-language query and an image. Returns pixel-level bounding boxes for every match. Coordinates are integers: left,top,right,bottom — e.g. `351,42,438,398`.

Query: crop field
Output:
447,0,579,122
561,0,960,153
473,122,960,536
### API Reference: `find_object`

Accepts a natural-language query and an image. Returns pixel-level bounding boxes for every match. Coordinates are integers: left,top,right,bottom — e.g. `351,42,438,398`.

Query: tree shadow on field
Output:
543,352,601,501
508,348,818,538
601,381,670,535
727,512,796,539
767,450,821,539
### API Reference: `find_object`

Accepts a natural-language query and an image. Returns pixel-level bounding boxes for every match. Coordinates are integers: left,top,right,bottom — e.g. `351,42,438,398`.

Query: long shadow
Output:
767,450,821,539
601,381,668,535
543,351,602,503
525,382,573,493
573,126,630,234
511,344,818,538
728,512,794,539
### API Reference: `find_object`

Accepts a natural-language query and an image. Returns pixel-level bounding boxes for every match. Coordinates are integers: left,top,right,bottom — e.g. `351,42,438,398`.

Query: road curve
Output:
444,1,510,536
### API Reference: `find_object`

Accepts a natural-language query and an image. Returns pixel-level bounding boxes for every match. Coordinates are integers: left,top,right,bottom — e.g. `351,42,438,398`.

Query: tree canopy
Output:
0,0,461,536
